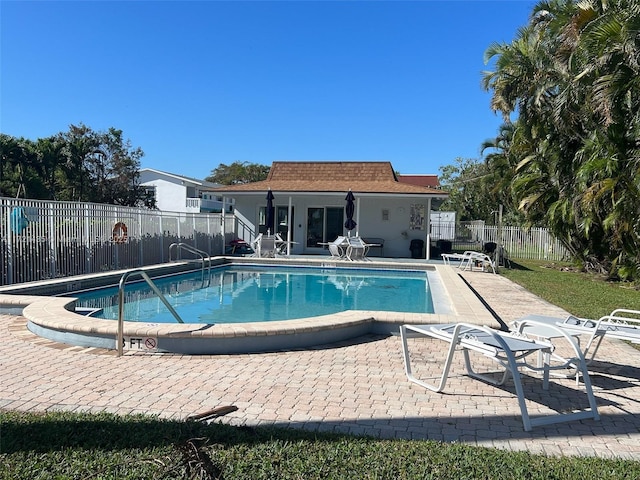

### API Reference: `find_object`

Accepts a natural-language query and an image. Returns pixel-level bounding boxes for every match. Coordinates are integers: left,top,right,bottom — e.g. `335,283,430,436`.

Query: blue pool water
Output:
70,265,434,324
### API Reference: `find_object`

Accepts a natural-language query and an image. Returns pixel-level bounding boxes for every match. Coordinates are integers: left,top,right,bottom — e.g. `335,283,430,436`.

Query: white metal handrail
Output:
117,269,184,356
168,242,211,288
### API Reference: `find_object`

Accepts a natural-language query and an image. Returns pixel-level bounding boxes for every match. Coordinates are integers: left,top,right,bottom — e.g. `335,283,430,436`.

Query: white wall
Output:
353,197,429,258
145,179,187,213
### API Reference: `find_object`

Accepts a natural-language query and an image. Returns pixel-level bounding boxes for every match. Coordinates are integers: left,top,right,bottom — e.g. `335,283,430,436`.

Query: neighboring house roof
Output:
397,174,440,189
139,168,221,189
211,161,447,196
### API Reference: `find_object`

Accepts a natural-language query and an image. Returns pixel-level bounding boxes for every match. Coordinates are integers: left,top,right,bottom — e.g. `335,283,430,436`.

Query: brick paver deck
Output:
2,270,640,460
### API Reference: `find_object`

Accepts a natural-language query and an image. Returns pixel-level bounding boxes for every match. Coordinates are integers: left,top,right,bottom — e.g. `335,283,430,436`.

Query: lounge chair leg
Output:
400,325,459,393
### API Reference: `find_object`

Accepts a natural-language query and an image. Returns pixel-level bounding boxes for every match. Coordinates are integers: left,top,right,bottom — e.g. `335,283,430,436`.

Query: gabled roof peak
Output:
210,161,445,196
267,161,398,183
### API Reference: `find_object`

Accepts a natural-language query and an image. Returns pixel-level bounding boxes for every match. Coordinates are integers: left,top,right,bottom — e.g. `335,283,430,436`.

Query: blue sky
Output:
1,1,535,180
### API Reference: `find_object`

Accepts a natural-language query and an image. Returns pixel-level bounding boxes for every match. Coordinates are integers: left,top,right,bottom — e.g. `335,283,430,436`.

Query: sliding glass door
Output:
306,207,343,248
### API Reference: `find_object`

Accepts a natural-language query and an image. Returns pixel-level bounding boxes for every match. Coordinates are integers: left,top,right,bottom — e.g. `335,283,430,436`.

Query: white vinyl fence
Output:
1,197,237,286
433,221,571,262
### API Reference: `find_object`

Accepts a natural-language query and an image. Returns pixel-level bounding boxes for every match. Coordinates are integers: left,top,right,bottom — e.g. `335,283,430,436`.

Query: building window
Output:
143,186,156,200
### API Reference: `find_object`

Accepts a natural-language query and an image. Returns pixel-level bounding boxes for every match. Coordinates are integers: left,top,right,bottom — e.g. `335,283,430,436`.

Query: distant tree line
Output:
0,124,154,207
205,161,270,185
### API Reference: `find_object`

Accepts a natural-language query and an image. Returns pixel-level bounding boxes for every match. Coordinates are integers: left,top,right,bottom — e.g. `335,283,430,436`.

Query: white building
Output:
139,168,233,214
211,161,447,259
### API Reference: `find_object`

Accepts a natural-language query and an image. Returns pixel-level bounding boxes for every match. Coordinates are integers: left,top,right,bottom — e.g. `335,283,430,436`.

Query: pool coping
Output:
0,257,500,354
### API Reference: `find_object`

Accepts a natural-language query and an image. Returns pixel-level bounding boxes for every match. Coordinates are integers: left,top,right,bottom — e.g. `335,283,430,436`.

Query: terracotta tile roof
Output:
397,174,440,188
210,161,447,196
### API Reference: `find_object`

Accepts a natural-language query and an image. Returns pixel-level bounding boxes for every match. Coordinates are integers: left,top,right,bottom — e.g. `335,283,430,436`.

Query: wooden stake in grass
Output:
186,405,238,422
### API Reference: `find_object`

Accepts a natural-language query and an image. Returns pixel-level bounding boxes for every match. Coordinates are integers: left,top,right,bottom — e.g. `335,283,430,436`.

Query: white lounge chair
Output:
441,250,496,273
400,321,599,431
511,308,640,365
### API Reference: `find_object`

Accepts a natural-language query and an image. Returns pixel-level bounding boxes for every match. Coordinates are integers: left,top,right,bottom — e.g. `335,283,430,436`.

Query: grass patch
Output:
500,259,640,320
1,410,638,479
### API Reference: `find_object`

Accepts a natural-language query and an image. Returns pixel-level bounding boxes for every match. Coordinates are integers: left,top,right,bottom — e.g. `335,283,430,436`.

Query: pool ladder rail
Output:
117,269,185,356
168,242,212,289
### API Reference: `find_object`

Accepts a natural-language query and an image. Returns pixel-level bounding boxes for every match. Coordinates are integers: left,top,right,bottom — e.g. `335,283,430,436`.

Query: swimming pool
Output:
70,265,434,324
1,257,500,354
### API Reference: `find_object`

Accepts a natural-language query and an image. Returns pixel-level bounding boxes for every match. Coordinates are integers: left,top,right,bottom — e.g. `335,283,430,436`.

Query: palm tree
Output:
482,0,640,278
0,134,32,198
481,123,522,221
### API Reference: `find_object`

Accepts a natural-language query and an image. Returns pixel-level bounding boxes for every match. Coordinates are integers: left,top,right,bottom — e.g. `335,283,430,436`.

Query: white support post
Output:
355,197,360,237
221,197,226,255
425,198,432,260
287,196,292,256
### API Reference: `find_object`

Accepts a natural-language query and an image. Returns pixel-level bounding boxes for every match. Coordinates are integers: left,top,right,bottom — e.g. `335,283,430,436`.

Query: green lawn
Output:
1,410,638,480
2,260,640,479
500,259,640,320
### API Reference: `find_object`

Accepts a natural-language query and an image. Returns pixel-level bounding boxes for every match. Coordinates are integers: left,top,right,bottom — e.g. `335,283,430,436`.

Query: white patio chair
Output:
346,236,370,261
328,236,348,259
400,321,599,431
251,234,278,258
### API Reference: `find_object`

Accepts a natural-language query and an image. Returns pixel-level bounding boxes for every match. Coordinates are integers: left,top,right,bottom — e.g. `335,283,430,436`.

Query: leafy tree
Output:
83,127,147,206
60,123,98,201
34,135,67,199
0,125,152,207
438,158,496,223
206,161,269,185
0,135,61,199
0,134,34,198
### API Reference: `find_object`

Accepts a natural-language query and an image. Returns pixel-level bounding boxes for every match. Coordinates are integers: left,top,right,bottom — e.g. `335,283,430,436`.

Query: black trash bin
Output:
437,239,452,254
409,239,424,259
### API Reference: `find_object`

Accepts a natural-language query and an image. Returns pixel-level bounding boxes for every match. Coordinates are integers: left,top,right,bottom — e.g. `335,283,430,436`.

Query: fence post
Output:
6,202,13,285
83,204,89,274
221,205,225,255
537,228,543,260
159,215,164,262
48,203,57,279
138,208,143,267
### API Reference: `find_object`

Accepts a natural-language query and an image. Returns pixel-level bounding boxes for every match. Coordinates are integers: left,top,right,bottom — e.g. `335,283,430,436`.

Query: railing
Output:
1,197,233,286
117,269,184,356
168,242,212,288
185,198,201,212
185,197,231,213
